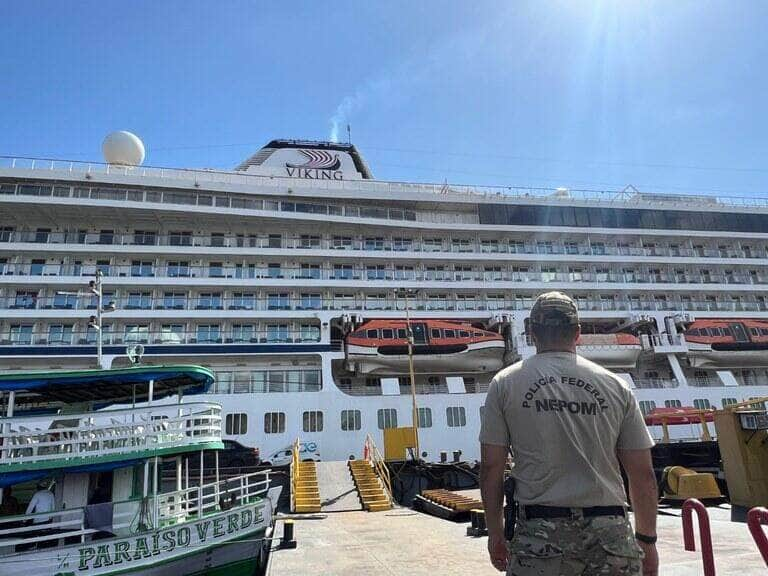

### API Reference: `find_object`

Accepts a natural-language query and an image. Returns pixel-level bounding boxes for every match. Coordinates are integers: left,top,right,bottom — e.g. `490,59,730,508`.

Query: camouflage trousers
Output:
507,513,643,576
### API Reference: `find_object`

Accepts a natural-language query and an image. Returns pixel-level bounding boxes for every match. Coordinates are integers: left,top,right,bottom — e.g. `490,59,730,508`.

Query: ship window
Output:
750,328,760,336
446,406,466,427
226,413,248,435
722,397,738,407
761,328,768,336
366,329,378,338
664,399,682,408
377,408,398,430
264,412,286,434
638,401,656,416
693,399,712,410
341,410,361,431
459,330,470,338
473,332,483,337
431,328,441,338
382,328,394,339
397,328,407,338
302,411,324,433
444,329,456,338
418,407,432,428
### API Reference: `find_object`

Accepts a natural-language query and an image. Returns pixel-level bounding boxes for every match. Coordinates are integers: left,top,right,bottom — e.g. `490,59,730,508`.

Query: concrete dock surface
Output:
268,491,767,575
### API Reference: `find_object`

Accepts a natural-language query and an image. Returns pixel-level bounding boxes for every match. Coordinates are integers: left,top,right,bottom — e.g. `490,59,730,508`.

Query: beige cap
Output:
530,291,579,326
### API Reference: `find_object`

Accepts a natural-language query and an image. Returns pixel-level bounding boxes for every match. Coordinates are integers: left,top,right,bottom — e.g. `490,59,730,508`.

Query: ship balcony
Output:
645,333,688,353
0,402,222,472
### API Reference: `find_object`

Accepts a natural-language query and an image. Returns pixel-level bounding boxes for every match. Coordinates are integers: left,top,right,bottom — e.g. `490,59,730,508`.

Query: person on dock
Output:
480,291,659,576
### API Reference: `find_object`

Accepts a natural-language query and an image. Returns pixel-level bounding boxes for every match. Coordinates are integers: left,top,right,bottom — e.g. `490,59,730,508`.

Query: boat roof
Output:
0,365,213,410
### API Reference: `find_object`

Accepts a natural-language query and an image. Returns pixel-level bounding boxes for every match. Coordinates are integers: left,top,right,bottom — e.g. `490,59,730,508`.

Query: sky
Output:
2,1,768,198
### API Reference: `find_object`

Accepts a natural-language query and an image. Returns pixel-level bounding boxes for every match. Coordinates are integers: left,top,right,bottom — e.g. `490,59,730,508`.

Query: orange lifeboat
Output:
345,319,505,375
684,319,768,368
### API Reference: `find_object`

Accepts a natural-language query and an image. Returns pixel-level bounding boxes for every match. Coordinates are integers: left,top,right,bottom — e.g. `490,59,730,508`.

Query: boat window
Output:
366,329,378,338
760,328,768,336
418,407,433,428
377,408,398,430
397,328,407,339
638,400,656,416
444,329,456,338
722,397,738,407
664,399,682,408
382,328,394,339
341,410,362,431
431,328,441,338
302,411,324,433
459,330,470,338
446,406,466,427
473,331,484,337
225,413,248,435
693,399,712,410
264,412,286,434
750,327,760,336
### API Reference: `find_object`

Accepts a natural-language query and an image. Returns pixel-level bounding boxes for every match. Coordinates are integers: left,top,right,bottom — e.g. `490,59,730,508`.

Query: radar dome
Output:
102,131,145,166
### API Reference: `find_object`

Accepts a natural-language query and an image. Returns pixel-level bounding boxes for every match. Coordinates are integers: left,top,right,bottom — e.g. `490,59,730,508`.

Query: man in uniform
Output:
480,291,659,575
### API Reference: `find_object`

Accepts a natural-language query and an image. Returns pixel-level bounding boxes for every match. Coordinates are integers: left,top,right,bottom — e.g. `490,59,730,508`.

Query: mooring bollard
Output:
281,518,297,549
747,507,768,566
682,498,715,576
466,509,487,537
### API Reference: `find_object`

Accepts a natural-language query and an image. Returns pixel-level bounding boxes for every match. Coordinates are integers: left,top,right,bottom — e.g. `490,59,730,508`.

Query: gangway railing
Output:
290,437,300,512
364,433,392,503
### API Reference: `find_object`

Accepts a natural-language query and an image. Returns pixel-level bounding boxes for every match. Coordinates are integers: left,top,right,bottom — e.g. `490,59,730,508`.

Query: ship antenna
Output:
347,124,352,144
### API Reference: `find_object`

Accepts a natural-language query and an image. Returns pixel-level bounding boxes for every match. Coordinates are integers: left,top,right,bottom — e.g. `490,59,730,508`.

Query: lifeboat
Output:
684,319,768,368
345,319,505,375
576,333,642,369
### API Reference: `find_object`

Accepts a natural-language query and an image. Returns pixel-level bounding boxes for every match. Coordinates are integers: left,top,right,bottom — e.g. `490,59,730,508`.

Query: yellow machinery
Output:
383,426,417,461
661,465,723,502
714,397,768,520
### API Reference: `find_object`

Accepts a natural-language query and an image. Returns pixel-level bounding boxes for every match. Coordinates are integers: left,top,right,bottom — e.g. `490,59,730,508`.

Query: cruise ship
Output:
1,133,768,462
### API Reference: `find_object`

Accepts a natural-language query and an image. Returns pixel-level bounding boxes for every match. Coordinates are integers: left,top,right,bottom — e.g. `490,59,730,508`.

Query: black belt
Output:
521,505,625,520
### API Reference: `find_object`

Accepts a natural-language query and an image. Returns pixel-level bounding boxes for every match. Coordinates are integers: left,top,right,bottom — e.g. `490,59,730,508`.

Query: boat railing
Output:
0,470,271,552
0,402,222,467
155,470,271,527
4,154,768,211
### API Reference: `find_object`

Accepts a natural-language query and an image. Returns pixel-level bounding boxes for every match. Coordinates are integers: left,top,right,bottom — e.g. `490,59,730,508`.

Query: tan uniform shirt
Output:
480,351,654,507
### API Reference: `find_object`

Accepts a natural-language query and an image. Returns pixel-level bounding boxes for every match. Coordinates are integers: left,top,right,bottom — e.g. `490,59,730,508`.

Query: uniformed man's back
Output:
483,351,650,507
479,291,659,576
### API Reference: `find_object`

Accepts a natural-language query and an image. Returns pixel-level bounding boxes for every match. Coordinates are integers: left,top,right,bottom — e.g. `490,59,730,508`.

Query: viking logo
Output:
286,149,341,171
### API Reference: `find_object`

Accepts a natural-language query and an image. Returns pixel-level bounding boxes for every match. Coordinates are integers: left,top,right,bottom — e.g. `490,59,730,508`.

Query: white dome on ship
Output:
102,131,145,166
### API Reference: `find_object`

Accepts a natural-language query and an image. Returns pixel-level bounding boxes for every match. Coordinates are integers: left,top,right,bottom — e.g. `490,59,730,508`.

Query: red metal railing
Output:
682,498,716,576
748,507,768,567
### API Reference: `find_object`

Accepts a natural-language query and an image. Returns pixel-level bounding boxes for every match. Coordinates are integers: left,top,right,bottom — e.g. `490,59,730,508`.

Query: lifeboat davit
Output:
684,319,768,368
576,333,642,369
345,319,505,375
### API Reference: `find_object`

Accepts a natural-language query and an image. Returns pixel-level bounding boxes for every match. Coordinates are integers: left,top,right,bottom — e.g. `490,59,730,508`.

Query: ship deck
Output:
267,490,766,575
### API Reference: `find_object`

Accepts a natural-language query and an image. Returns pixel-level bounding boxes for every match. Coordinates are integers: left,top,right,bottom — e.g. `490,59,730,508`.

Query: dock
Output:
267,490,767,575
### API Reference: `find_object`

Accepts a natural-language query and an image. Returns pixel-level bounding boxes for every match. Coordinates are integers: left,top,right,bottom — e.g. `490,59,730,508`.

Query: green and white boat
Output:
0,365,279,575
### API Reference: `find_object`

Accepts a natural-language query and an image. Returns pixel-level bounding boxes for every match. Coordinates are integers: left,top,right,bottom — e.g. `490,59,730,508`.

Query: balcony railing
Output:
4,155,768,211
0,402,221,468
2,261,768,287
633,378,680,389
2,228,768,261
0,329,321,347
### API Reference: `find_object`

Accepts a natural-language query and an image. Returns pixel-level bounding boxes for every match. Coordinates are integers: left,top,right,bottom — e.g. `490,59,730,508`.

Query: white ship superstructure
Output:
2,137,768,461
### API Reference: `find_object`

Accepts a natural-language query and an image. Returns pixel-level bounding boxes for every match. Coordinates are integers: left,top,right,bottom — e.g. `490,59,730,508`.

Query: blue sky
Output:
2,1,767,197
